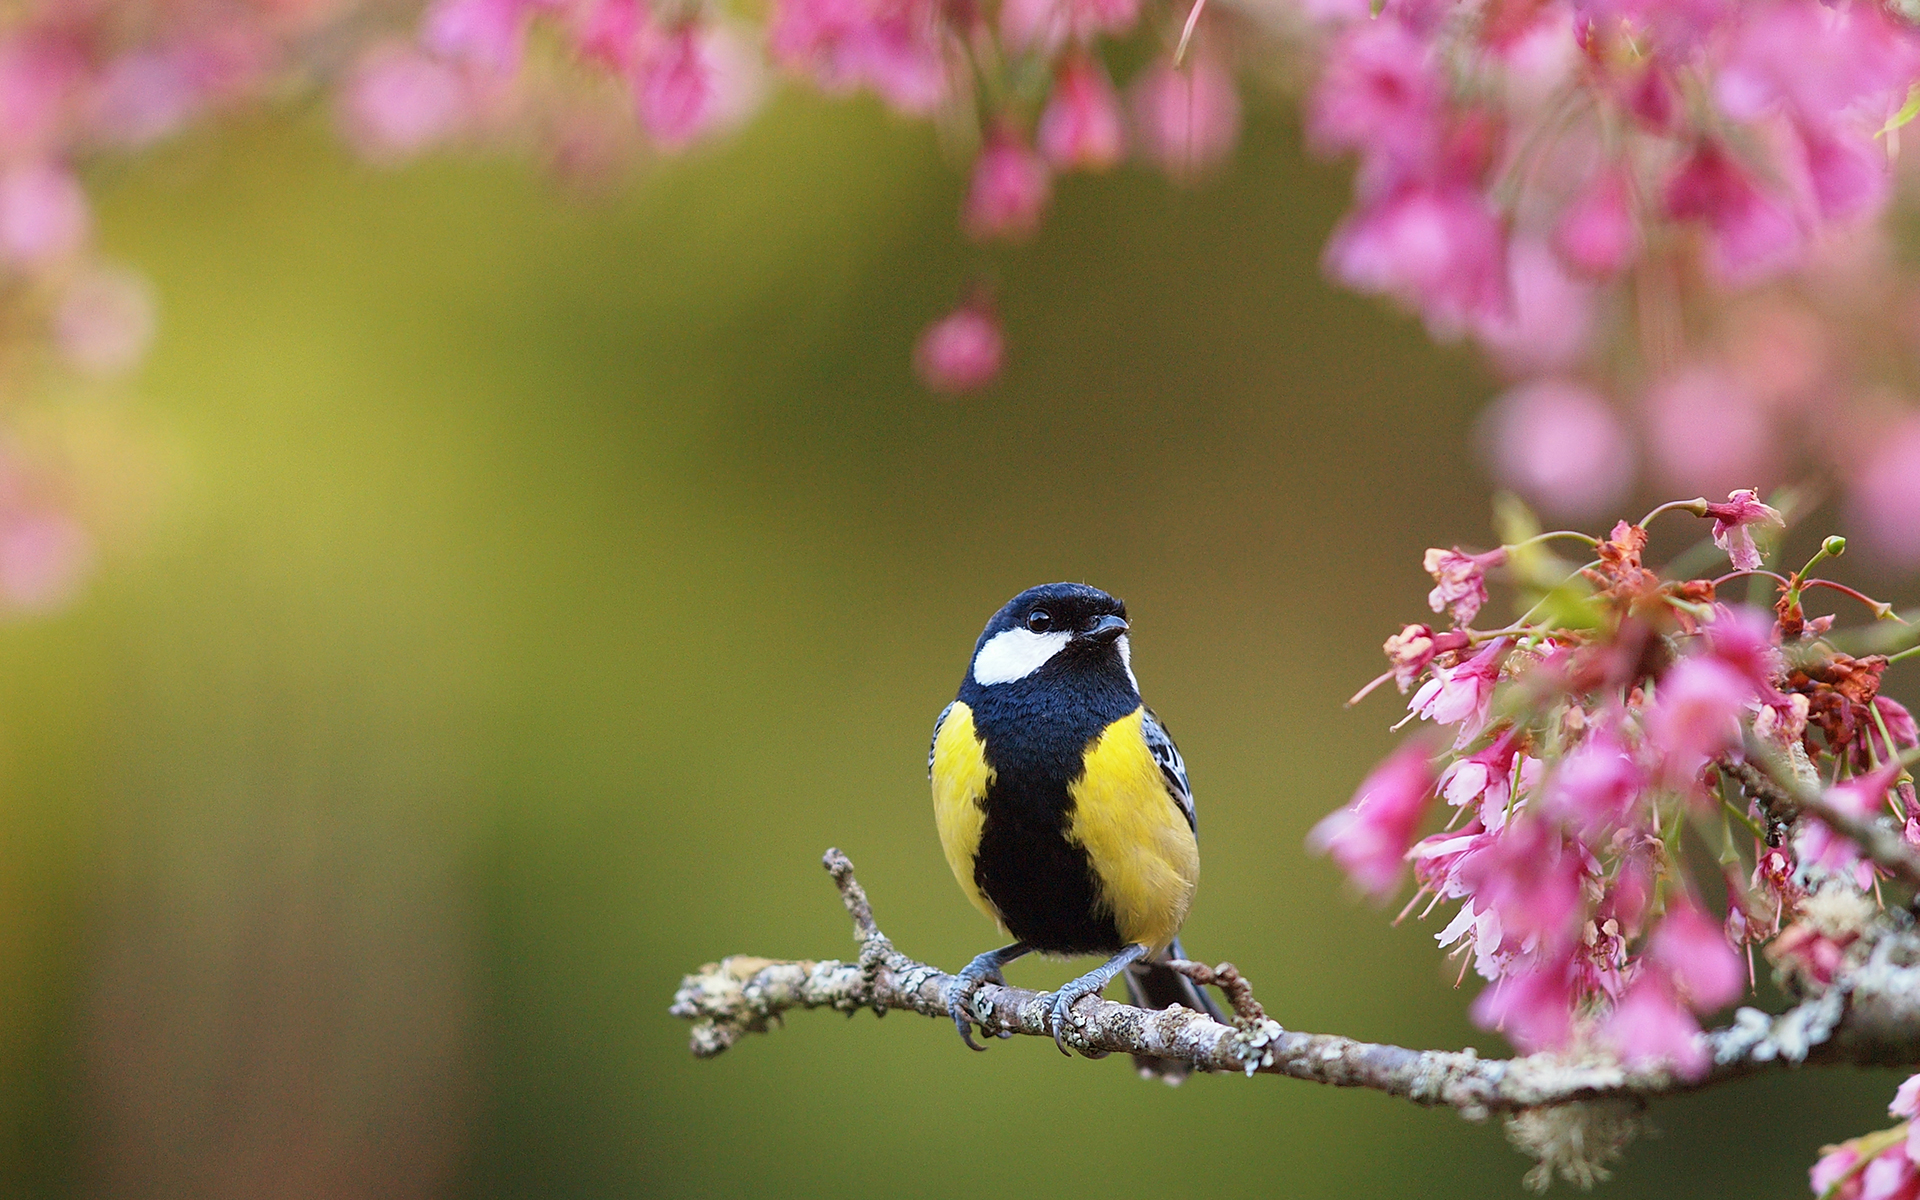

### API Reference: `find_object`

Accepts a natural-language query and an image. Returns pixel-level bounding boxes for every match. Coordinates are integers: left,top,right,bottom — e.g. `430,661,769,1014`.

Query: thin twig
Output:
670,850,1920,1117
1729,744,1920,892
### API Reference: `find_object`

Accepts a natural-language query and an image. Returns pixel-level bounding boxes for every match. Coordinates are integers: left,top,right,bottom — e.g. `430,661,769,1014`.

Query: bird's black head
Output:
967,582,1137,694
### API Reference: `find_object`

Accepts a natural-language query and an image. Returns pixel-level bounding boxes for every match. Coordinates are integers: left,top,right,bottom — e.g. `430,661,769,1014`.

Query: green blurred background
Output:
0,87,1912,1198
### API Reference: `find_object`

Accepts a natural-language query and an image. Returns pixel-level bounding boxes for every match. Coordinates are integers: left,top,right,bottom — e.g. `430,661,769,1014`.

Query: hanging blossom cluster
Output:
1288,0,1920,564
1313,489,1920,1087
0,0,1248,608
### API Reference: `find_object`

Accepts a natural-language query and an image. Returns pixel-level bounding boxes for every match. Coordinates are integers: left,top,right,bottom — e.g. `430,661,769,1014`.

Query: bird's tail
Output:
1121,937,1226,1085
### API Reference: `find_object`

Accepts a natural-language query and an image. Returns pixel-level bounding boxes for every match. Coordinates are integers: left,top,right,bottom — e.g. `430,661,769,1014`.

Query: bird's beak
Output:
1081,615,1129,644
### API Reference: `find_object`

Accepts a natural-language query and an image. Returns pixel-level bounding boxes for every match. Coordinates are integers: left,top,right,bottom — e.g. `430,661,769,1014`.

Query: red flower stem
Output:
1637,497,1710,528
1800,579,1906,623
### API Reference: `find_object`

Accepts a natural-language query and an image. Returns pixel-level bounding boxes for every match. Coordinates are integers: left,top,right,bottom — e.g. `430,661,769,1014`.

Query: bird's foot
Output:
946,943,1028,1052
1046,944,1152,1058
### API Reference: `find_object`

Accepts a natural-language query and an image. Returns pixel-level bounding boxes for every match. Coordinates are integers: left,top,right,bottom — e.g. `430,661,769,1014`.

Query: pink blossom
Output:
1892,1072,1920,1120
1439,733,1521,823
1382,623,1470,692
1794,121,1890,224
964,132,1051,242
423,0,545,73
1861,1154,1920,1200
769,0,948,114
0,510,90,612
1798,761,1904,886
1454,817,1587,953
0,37,83,158
1325,181,1508,338
575,0,648,71
1664,142,1803,285
1704,488,1784,571
998,0,1140,55
1644,655,1755,785
1646,895,1744,1010
1643,367,1773,498
913,301,1003,394
1872,698,1918,763
1307,19,1442,171
1308,741,1438,899
1554,165,1638,278
1470,237,1594,376
54,266,156,377
1129,57,1241,184
1478,379,1635,520
1847,416,1920,567
1423,545,1504,626
633,26,740,149
1811,1145,1864,1200
90,50,202,148
1542,729,1643,835
0,161,87,268
1704,604,1782,694
1469,954,1574,1052
340,46,470,162
1713,1,1918,130
1409,638,1506,739
1599,973,1708,1078
1038,59,1124,173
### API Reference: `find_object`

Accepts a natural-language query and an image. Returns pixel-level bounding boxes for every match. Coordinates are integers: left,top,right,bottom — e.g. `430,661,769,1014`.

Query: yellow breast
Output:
1066,707,1200,952
930,702,1002,928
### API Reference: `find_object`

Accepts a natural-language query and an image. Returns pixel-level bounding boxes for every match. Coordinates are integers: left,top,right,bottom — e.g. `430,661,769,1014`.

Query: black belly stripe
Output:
972,775,1124,955
959,654,1143,957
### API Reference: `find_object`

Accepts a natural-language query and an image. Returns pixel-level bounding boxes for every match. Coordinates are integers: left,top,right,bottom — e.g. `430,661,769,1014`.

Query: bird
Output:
929,582,1222,1080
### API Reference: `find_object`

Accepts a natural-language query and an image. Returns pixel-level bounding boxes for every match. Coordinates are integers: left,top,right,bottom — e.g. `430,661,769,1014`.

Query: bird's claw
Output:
1048,989,1087,1057
946,959,1008,1051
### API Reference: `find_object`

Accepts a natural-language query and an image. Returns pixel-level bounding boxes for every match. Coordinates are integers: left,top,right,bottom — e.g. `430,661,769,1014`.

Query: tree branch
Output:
671,850,1920,1118
1728,740,1920,893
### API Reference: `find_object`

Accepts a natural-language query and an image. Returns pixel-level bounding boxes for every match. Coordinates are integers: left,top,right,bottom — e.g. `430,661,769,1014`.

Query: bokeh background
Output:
0,85,1913,1199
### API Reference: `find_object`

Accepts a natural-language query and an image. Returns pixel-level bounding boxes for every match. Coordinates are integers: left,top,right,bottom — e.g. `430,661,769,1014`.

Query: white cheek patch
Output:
972,628,1072,686
1117,634,1140,694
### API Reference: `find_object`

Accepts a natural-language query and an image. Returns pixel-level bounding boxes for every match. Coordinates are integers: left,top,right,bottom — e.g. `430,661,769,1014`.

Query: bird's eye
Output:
1026,610,1052,633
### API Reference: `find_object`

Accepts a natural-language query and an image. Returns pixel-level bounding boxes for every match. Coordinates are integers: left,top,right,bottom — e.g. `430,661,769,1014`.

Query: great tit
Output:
929,582,1221,1079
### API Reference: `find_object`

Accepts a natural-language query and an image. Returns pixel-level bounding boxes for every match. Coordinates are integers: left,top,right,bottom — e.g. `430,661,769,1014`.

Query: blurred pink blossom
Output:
1038,58,1124,173
998,0,1139,56
964,131,1051,242
0,510,90,613
1325,181,1507,338
1307,20,1441,171
0,161,88,268
1479,379,1634,519
1307,740,1437,899
424,0,546,74
1471,237,1594,375
1541,729,1643,836
54,266,156,377
1645,655,1754,785
1599,973,1707,1078
1810,1144,1865,1200
0,36,83,158
1847,416,1920,566
1454,816,1586,952
1553,165,1638,279
340,46,470,162
1644,367,1774,497
1129,56,1240,184
90,50,202,148
913,300,1003,393
1468,954,1575,1052
634,26,724,149
1646,896,1744,1010
1664,142,1802,285
769,0,948,114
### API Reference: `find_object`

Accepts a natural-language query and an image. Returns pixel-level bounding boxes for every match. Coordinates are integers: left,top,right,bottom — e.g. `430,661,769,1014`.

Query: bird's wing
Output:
1140,707,1196,833
929,701,957,778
